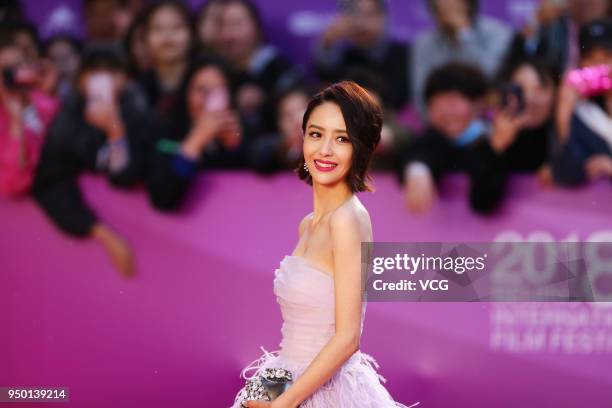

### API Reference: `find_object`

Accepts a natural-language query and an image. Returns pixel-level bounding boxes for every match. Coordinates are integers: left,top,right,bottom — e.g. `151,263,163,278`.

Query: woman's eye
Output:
309,132,321,138
337,136,349,143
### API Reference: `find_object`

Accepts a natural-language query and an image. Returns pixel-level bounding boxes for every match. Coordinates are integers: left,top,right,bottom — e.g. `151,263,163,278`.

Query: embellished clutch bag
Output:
241,368,293,407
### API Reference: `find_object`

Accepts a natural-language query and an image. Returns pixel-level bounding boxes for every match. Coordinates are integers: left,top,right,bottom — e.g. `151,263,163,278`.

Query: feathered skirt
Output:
230,347,420,408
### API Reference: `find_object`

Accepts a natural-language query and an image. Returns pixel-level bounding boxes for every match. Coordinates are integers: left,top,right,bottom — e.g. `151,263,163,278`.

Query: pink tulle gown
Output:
230,255,420,407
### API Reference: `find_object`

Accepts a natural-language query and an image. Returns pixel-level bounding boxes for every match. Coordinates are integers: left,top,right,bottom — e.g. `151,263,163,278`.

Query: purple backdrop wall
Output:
22,0,539,66
2,172,612,407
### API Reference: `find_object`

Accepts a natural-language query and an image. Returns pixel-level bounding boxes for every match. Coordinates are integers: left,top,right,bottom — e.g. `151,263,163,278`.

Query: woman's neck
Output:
155,59,187,92
311,181,353,226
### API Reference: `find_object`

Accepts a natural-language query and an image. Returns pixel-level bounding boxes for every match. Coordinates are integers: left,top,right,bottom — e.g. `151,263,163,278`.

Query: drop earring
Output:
303,162,309,172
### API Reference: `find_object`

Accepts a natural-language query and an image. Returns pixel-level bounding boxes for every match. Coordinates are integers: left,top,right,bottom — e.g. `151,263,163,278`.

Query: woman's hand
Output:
404,168,437,215
586,154,612,180
216,110,242,149
242,401,270,408
181,110,234,159
85,101,125,141
243,395,298,408
536,164,555,188
490,107,530,153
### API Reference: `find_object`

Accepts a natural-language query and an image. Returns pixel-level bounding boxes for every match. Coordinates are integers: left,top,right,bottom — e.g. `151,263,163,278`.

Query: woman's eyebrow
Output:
308,124,348,133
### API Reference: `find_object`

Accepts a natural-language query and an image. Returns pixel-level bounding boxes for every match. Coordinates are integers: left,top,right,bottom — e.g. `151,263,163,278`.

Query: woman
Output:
0,29,58,197
138,0,193,118
146,56,243,211
231,81,418,407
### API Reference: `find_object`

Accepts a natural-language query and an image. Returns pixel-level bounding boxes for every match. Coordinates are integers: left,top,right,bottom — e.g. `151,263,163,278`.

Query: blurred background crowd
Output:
1,0,611,276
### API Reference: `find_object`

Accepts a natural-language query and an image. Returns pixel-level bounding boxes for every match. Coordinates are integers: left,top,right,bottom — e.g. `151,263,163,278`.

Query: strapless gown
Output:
230,255,419,407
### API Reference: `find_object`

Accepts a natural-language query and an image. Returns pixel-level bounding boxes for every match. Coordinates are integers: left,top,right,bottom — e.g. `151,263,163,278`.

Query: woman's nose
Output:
319,136,333,155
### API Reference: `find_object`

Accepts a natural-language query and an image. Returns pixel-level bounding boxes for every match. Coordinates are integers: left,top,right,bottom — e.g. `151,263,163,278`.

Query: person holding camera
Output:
477,58,556,208
145,57,243,211
0,29,58,197
32,48,149,278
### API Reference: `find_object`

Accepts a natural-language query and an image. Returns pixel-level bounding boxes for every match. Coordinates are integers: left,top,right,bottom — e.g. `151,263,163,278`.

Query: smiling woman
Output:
297,81,382,193
230,81,419,408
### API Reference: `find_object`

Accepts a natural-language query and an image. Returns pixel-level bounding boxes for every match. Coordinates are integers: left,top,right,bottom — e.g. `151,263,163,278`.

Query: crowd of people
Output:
1,0,611,276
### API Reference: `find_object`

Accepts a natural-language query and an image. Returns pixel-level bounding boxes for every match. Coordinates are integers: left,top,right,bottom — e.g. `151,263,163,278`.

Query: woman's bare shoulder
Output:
330,197,372,240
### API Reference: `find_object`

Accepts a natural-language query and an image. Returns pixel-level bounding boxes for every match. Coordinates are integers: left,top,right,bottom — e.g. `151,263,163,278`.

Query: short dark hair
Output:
297,80,383,193
424,62,488,103
497,57,556,87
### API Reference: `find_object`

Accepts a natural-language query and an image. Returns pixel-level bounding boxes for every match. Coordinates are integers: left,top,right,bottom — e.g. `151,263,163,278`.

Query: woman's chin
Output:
311,174,346,188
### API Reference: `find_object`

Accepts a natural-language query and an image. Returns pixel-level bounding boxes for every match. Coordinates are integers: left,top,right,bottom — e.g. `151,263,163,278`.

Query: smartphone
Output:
86,73,114,105
204,87,230,113
567,64,612,97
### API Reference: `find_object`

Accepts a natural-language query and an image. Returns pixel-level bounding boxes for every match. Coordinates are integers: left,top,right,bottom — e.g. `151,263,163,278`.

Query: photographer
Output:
552,18,612,185
0,29,58,197
32,48,149,277
475,58,556,209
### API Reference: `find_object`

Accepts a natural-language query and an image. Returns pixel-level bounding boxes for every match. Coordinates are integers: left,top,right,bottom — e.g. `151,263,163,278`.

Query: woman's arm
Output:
271,207,366,408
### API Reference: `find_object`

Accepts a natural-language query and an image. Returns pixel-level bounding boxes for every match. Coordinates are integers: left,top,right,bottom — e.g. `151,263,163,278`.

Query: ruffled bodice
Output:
275,255,345,365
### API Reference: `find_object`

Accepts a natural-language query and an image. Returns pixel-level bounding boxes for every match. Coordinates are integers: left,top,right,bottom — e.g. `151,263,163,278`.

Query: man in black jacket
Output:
33,48,149,277
397,63,505,215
